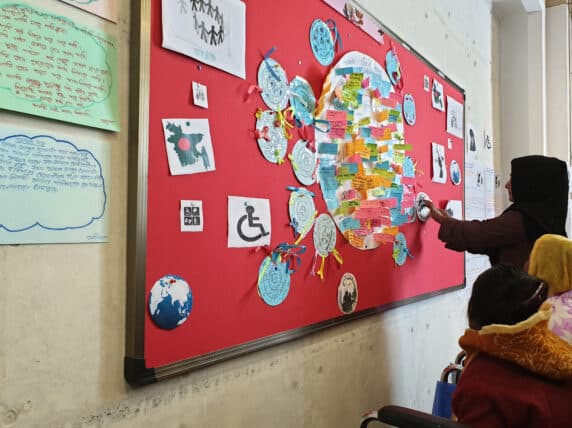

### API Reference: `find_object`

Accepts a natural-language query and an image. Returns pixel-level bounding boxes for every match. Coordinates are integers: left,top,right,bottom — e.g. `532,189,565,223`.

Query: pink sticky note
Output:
373,233,394,243
360,200,381,209
349,154,362,164
401,177,416,186
379,198,398,208
327,110,348,139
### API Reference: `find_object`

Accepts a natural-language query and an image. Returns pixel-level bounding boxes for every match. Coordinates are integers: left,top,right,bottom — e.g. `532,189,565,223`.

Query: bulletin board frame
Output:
125,0,465,386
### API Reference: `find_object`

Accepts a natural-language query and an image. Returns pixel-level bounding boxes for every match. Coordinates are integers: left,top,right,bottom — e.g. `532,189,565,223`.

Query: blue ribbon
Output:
263,46,280,82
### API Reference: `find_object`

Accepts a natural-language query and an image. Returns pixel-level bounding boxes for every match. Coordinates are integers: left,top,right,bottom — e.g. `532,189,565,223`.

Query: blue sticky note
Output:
360,127,372,138
318,143,339,154
370,74,382,90
335,67,355,75
342,163,359,174
380,81,392,98
376,161,390,170
339,217,361,232
326,198,340,211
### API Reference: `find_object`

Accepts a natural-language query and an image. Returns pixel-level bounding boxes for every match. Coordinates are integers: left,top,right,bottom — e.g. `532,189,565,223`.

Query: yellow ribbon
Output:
317,256,326,281
332,248,343,265
276,107,295,140
288,153,298,171
293,210,317,245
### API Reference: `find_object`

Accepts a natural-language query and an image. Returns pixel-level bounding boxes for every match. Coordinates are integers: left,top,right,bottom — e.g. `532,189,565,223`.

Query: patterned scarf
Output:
459,306,572,381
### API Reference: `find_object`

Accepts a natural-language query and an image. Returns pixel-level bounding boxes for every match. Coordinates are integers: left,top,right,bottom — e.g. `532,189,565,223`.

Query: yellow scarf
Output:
460,306,572,381
528,234,572,294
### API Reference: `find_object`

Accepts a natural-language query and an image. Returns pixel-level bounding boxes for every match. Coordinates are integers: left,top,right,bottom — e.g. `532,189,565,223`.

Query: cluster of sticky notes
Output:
316,51,417,251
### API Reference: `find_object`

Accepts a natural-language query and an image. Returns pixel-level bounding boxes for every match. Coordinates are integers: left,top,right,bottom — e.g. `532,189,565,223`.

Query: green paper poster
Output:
0,3,119,131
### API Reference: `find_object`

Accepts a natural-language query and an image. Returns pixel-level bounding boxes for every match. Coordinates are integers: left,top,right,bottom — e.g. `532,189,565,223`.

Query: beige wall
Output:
0,1,494,427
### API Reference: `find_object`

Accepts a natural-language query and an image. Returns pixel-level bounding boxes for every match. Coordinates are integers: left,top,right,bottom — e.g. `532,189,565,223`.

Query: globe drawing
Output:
148,274,193,330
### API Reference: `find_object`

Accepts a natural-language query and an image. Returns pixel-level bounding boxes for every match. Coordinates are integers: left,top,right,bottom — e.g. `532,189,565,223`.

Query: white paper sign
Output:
162,0,246,79
180,200,203,232
466,123,478,160
431,142,447,184
431,79,445,111
161,119,216,176
445,200,463,220
192,81,209,109
228,196,271,247
446,96,464,138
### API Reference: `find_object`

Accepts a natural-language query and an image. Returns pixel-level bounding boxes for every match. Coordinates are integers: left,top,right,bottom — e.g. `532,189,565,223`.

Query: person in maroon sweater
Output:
452,264,572,428
423,155,568,269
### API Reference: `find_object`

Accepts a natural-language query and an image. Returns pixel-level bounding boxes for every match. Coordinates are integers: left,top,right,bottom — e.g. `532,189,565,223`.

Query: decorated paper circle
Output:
258,255,291,306
450,160,461,185
392,232,410,266
385,49,402,87
403,94,416,125
310,19,335,66
257,58,289,111
338,272,358,314
415,192,431,222
313,213,337,257
291,140,317,185
315,51,409,251
255,110,288,164
289,76,316,126
289,188,316,240
148,274,193,330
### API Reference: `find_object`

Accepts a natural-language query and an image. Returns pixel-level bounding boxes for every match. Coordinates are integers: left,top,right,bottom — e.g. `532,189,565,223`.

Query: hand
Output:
422,199,450,224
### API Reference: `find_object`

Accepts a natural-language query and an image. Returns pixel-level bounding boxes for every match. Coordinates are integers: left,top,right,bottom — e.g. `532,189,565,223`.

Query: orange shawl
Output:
459,306,572,381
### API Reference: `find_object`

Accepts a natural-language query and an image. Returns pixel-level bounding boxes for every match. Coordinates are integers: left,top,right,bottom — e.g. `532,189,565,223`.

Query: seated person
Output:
528,234,572,345
452,264,572,428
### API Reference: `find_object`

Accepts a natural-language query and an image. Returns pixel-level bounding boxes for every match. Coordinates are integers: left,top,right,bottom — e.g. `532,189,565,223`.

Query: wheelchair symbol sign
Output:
228,196,271,247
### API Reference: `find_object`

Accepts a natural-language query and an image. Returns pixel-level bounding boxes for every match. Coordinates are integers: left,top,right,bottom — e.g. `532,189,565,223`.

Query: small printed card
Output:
180,200,203,232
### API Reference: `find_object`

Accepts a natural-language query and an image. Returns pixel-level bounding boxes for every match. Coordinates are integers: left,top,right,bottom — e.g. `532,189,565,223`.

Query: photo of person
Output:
450,160,461,185
431,79,445,111
431,142,447,184
338,273,358,314
468,126,476,152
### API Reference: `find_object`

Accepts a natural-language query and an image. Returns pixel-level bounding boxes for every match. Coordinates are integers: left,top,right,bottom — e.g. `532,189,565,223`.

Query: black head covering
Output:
505,155,569,242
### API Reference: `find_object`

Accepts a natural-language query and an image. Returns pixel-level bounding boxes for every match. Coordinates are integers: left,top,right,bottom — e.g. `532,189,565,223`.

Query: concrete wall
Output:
0,1,494,427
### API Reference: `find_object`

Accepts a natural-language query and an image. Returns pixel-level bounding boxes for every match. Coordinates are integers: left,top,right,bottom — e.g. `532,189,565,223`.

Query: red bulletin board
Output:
125,0,465,385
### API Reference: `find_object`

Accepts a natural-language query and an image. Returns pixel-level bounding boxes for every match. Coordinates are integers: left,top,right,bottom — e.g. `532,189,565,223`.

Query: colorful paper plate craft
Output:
257,57,289,112
148,274,193,330
289,76,317,127
290,139,318,185
450,160,462,185
255,109,288,164
385,48,402,89
257,243,306,306
312,213,342,280
403,94,416,125
287,186,317,243
310,18,340,66
338,272,358,314
415,192,431,222
392,232,413,266
315,51,413,253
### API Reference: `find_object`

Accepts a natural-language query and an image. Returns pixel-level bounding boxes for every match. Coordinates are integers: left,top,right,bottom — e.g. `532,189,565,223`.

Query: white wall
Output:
546,4,570,163
0,1,494,427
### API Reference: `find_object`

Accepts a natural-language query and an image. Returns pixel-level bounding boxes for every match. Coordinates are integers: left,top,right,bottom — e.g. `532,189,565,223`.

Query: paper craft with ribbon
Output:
258,50,289,111
312,213,343,280
287,186,317,244
257,243,306,306
255,109,288,164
